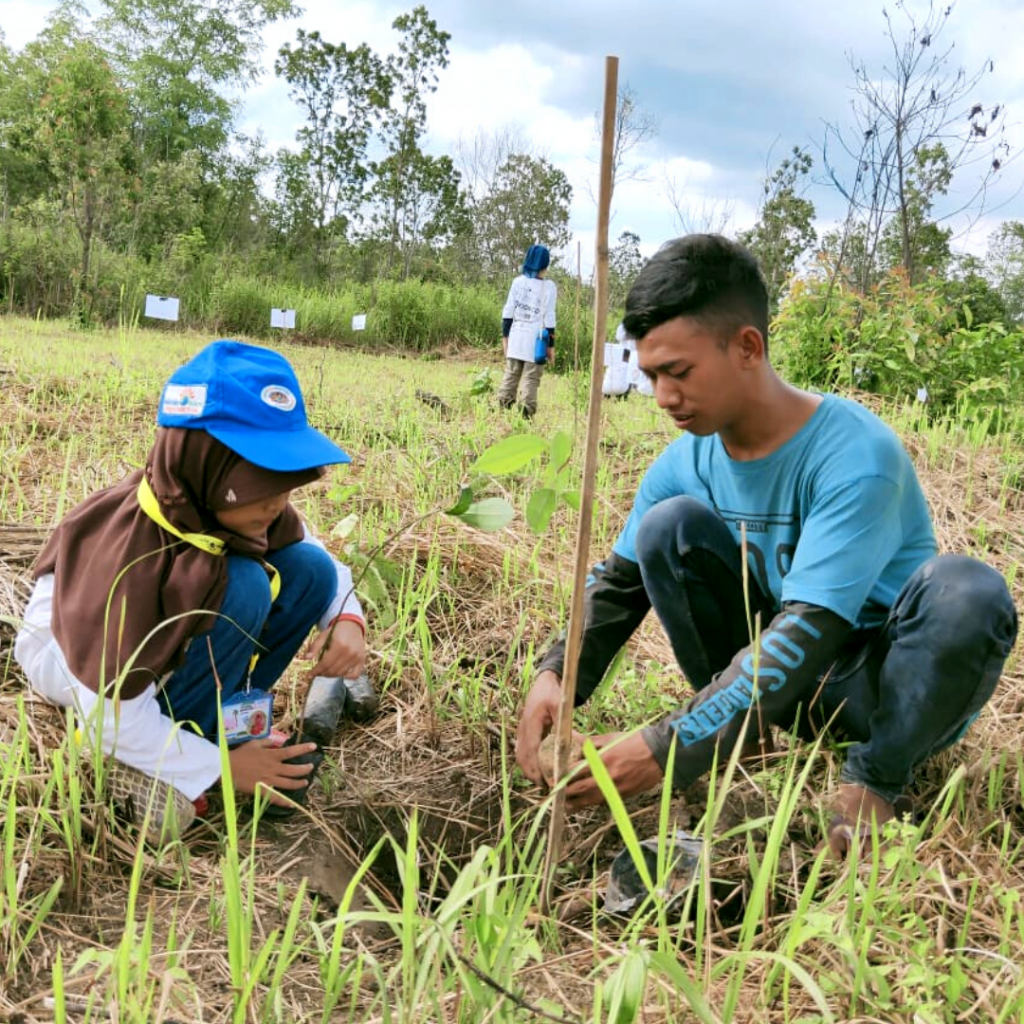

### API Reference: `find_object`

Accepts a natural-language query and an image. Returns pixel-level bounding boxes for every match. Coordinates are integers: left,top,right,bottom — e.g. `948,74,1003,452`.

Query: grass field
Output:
1,316,1023,1024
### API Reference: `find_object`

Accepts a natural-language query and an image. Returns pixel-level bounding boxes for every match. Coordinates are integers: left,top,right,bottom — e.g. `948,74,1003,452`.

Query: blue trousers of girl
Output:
157,542,337,737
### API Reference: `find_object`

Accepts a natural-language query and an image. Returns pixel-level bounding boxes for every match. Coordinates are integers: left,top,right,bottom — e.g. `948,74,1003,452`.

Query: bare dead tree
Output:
587,82,658,206
822,0,1010,289
452,123,532,203
663,170,736,237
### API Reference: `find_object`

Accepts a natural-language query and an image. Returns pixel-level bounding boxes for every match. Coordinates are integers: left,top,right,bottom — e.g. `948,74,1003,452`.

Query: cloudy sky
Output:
3,0,1022,269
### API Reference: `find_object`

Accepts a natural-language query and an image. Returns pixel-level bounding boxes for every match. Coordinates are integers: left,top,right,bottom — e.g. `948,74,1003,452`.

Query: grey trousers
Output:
497,359,544,416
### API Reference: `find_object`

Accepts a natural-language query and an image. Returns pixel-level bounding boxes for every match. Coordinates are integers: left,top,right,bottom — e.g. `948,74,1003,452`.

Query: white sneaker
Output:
104,760,197,841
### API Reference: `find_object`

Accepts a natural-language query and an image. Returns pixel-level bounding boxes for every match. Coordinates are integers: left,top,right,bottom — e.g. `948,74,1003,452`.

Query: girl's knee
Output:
224,556,274,632
271,542,337,607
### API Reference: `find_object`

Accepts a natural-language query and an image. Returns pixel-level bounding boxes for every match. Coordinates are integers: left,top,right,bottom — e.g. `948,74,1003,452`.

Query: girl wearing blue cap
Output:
498,244,558,418
15,341,367,834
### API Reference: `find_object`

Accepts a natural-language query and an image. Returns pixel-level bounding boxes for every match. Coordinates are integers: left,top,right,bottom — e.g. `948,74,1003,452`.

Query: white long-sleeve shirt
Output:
13,529,362,800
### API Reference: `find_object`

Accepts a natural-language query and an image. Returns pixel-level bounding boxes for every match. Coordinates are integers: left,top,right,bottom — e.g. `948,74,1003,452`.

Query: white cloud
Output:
0,0,55,48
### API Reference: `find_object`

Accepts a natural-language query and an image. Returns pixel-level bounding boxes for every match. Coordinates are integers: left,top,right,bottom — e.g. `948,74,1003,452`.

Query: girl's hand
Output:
304,619,366,681
228,738,318,805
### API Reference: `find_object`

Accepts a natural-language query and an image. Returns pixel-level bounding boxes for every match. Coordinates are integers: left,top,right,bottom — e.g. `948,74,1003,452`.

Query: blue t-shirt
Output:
613,394,937,627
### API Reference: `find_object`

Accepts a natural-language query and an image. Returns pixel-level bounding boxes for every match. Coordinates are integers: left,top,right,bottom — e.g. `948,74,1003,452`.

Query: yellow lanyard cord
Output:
137,478,225,555
137,477,281,601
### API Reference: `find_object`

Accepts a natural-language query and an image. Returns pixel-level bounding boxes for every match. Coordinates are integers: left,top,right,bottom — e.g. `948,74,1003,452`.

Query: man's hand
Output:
228,738,318,806
304,619,366,681
516,671,562,783
547,346,555,368
564,731,664,810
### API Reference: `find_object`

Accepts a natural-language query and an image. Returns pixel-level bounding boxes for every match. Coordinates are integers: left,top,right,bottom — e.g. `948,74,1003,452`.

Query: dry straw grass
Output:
1,338,1023,1022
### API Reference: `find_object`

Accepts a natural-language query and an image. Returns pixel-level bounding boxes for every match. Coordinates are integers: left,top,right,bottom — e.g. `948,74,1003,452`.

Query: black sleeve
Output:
535,552,650,705
502,317,512,338
546,327,556,344
641,601,851,789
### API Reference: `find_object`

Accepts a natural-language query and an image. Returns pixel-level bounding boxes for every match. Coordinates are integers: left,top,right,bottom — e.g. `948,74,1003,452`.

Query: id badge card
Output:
222,689,274,742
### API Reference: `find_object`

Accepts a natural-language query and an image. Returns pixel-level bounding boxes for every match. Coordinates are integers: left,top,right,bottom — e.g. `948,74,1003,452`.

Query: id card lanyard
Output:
137,477,282,739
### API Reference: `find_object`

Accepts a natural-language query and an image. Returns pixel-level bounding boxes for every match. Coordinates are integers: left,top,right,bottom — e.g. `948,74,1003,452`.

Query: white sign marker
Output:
351,314,367,331
144,295,180,321
271,308,296,329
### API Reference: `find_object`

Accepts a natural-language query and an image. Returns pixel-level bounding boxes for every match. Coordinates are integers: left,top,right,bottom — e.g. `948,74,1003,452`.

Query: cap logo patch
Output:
162,384,207,417
225,488,237,504
260,385,297,411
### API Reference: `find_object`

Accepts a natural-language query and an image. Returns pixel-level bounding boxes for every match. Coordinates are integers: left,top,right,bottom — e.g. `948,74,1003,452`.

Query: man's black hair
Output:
623,234,770,358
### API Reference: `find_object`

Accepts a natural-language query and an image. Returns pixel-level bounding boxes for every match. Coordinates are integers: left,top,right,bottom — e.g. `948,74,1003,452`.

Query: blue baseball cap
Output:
157,340,350,471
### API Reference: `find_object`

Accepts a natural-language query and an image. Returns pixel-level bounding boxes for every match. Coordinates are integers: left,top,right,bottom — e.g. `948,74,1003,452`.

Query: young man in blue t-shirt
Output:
515,234,1018,856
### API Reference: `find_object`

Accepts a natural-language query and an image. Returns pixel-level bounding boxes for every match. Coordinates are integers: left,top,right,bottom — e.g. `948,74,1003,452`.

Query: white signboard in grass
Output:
351,314,367,331
271,308,296,329
144,295,180,321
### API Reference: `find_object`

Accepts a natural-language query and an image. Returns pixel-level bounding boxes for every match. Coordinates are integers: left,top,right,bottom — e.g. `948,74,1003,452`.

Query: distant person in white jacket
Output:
603,323,655,399
623,323,656,397
498,244,557,418
602,329,631,398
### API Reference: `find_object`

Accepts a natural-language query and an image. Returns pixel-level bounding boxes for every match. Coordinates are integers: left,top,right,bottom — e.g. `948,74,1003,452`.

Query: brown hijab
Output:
34,428,323,698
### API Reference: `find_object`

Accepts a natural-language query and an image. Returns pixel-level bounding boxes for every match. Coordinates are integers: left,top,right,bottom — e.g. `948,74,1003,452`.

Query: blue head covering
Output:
522,244,551,279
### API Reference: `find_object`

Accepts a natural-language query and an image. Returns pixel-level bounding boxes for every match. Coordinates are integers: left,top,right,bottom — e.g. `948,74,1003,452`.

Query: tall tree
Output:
609,230,643,309
739,146,816,310
877,142,952,282
822,1,1008,289
34,35,132,317
371,5,451,276
275,30,390,277
99,0,299,163
472,154,572,280
663,171,735,237
452,123,531,204
986,221,1024,324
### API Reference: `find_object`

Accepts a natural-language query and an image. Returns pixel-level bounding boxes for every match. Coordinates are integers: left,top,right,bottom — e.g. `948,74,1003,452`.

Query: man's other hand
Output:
564,731,664,810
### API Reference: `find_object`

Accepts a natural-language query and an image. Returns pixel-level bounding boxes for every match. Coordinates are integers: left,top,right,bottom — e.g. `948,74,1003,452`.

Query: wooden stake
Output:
540,54,618,913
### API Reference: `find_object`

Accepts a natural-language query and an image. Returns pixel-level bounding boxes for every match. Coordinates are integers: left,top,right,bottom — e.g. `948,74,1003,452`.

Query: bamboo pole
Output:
573,239,582,374
540,54,618,912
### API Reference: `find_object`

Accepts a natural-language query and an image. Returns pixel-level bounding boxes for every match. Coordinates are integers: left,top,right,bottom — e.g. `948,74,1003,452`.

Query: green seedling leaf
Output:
561,489,581,511
471,434,547,476
469,369,494,396
526,487,557,534
330,513,360,540
327,483,362,503
445,484,474,516
549,430,573,471
454,497,514,532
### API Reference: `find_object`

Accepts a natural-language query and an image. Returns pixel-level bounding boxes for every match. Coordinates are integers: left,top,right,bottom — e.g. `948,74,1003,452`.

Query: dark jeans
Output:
158,541,337,737
635,496,1018,803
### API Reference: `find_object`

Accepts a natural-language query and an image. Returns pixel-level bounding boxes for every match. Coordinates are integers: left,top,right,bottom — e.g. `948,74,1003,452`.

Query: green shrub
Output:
774,271,1024,415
